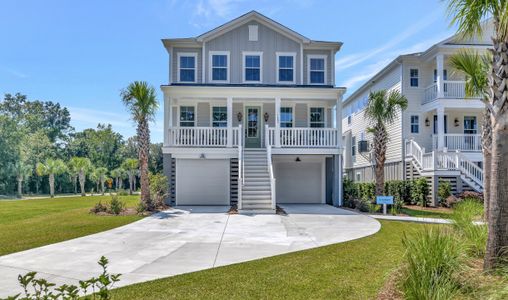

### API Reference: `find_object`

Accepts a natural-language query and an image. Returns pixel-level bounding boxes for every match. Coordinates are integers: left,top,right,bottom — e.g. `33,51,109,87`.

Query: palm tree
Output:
67,157,80,194
70,157,92,196
110,168,122,190
89,168,99,195
447,0,508,270
122,158,139,195
95,167,108,195
121,81,159,210
36,159,67,198
364,90,408,197
450,50,491,218
14,162,32,198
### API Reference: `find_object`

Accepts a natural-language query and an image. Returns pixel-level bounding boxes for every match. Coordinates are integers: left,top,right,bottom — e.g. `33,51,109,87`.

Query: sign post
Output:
376,196,394,215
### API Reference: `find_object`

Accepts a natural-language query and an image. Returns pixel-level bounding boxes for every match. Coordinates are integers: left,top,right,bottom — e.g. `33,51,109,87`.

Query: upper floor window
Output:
180,106,195,127
409,68,419,87
310,107,325,128
347,115,352,125
243,52,262,83
410,115,419,133
464,116,477,134
210,51,229,82
280,107,293,127
352,136,356,156
433,69,448,82
308,55,326,84
178,53,197,83
212,106,227,127
277,53,295,83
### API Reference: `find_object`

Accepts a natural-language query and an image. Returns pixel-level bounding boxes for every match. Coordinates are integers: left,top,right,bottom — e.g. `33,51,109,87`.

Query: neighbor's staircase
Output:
240,148,275,212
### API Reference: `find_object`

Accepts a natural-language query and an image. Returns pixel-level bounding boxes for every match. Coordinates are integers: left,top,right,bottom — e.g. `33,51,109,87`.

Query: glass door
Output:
245,106,261,148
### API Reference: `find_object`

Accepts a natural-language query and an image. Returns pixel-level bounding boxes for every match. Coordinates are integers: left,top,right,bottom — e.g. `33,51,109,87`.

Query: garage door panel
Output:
275,162,322,203
177,159,229,205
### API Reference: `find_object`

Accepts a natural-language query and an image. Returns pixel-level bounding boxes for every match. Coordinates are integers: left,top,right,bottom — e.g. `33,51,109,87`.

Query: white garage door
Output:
275,161,323,203
176,159,229,205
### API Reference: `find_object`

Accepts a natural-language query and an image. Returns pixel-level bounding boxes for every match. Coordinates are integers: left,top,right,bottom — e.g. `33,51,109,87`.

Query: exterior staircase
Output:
239,148,275,212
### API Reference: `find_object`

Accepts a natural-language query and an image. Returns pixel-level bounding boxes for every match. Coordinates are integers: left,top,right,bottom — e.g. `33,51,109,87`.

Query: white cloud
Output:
1,66,28,79
340,58,393,89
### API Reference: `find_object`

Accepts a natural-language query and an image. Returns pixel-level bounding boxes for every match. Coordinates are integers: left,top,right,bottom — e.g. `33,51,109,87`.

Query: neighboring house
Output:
161,11,345,211
342,23,493,205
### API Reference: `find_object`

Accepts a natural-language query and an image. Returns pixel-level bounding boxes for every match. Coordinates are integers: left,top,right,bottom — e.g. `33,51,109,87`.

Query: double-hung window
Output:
179,106,195,127
210,52,229,82
277,53,295,83
212,106,227,127
410,115,419,133
310,107,325,128
308,55,326,84
178,53,197,82
243,52,262,82
410,68,419,87
280,107,293,128
352,136,356,160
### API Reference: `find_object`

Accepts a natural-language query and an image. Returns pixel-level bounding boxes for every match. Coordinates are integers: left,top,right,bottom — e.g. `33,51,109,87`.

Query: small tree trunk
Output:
482,108,492,219
49,173,55,198
119,178,123,190
73,176,77,194
17,178,23,198
79,171,86,196
101,177,105,195
373,124,387,197
129,174,133,195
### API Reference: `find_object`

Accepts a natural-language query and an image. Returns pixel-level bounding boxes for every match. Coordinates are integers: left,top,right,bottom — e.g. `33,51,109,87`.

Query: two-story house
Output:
342,23,493,205
161,11,345,212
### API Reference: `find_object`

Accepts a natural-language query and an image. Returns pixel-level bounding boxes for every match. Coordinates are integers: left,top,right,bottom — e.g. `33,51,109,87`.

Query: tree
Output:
450,50,491,217
149,143,163,173
0,115,21,194
36,159,67,198
110,168,121,190
67,158,80,194
364,90,408,196
95,167,108,195
69,157,92,196
447,0,508,270
20,130,53,194
121,81,159,209
121,158,139,195
14,162,32,198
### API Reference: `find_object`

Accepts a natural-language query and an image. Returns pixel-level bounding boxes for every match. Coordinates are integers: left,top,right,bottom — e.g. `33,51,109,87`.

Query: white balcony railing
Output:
424,83,437,103
168,127,240,147
432,134,482,152
267,127,340,148
423,81,478,104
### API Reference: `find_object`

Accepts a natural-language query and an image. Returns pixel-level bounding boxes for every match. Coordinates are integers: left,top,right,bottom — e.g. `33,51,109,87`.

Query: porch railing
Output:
267,127,340,148
424,83,437,104
168,127,240,147
423,81,479,104
432,134,482,151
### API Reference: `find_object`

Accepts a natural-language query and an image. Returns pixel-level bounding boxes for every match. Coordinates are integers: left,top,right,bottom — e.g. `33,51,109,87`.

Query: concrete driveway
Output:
0,204,380,297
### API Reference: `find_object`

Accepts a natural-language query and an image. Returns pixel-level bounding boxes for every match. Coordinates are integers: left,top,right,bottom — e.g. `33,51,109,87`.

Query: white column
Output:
436,54,444,98
227,96,233,147
275,97,281,147
167,96,173,146
335,96,342,148
437,107,445,150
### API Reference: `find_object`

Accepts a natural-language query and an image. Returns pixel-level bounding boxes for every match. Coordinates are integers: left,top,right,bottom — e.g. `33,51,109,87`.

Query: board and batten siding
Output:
171,47,203,83
205,20,302,84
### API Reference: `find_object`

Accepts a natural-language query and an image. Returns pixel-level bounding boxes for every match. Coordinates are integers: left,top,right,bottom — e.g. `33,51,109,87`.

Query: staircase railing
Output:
456,151,483,187
238,124,244,209
265,125,276,210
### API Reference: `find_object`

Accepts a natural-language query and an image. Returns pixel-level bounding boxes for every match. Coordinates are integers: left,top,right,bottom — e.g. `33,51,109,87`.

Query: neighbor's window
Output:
309,57,325,84
278,55,294,82
212,106,227,127
280,107,293,128
410,115,419,133
244,54,261,82
211,54,228,81
464,116,477,134
180,106,195,127
179,54,196,82
347,115,352,125
352,136,356,156
433,69,448,82
410,68,419,87
310,107,325,128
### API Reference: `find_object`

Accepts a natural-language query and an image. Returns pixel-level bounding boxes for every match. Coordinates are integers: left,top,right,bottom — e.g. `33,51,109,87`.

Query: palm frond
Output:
364,89,408,126
447,0,497,38
449,50,490,98
121,81,159,123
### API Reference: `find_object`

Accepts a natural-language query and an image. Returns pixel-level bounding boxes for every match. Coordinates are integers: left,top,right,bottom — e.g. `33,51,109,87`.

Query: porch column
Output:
335,97,342,148
275,96,281,148
166,96,173,146
227,96,233,147
437,107,445,150
436,54,444,98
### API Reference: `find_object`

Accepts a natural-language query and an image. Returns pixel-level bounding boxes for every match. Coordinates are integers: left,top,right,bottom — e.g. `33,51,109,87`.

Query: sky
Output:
0,0,458,142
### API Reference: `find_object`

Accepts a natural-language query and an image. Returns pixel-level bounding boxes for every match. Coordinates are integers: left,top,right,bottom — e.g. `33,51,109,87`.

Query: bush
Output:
117,188,129,196
457,191,483,202
411,177,429,207
108,195,125,215
437,181,451,205
357,182,375,203
355,198,370,212
342,178,357,208
90,201,107,214
445,195,459,208
384,180,412,204
149,173,169,208
136,201,147,214
402,226,463,300
451,199,487,257
368,203,381,213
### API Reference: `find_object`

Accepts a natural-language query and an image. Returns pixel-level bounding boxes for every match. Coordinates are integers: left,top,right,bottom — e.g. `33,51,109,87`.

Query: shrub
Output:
402,226,463,300
5,256,120,300
385,180,412,204
342,178,357,208
457,191,483,202
451,199,487,257
149,173,169,208
136,201,147,214
445,195,459,208
437,181,451,205
368,203,381,213
90,201,107,214
355,198,370,212
108,195,125,215
411,177,429,207
117,188,129,196
357,182,375,203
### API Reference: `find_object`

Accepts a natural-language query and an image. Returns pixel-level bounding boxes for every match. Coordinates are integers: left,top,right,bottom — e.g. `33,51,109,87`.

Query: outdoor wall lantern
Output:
237,112,243,122
295,157,301,162
454,118,460,127
425,118,430,127
264,112,269,122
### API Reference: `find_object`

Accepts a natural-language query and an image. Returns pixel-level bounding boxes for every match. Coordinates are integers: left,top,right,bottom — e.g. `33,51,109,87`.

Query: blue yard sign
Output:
376,196,394,205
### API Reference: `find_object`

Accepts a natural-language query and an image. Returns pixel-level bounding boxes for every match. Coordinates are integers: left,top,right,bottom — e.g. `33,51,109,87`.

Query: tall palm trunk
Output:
49,173,55,198
138,118,151,208
373,123,388,197
17,176,23,198
485,39,508,270
78,170,86,196
128,173,133,195
482,108,492,219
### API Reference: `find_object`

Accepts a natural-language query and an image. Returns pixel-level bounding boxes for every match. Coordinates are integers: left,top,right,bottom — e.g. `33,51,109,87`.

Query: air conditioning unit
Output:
358,140,369,153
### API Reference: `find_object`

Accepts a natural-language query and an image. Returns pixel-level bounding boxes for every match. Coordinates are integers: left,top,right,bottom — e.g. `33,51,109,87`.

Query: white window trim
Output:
409,67,419,88
210,105,228,127
178,105,197,127
177,52,198,83
209,51,230,83
307,54,327,85
242,51,263,83
410,114,420,134
279,104,295,128
276,52,296,84
308,106,327,127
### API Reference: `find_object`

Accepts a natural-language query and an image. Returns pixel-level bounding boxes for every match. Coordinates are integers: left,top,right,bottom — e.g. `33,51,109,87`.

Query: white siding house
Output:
162,11,345,212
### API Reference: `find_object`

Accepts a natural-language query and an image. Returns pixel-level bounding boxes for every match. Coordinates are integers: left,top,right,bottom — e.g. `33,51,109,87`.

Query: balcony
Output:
423,81,476,104
432,134,482,152
267,127,340,148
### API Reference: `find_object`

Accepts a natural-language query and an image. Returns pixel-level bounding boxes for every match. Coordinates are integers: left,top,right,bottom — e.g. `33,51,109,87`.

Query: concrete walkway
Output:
369,214,452,224
0,204,379,297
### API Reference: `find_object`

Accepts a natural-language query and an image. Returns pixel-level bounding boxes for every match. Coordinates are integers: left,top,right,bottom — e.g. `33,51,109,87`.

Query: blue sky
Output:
0,0,457,142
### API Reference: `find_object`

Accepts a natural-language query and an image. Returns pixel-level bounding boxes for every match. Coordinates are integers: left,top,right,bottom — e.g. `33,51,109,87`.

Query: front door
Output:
245,106,261,148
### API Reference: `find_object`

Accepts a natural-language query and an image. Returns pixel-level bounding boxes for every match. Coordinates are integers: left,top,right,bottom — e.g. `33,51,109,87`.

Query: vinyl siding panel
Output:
232,102,243,127
263,102,275,127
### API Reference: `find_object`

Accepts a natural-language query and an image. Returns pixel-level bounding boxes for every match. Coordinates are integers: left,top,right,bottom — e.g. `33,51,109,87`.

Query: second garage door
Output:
274,159,324,204
176,159,230,205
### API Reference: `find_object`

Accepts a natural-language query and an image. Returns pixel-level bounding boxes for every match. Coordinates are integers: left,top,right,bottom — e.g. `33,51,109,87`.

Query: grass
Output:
400,206,452,218
111,221,427,300
0,195,143,256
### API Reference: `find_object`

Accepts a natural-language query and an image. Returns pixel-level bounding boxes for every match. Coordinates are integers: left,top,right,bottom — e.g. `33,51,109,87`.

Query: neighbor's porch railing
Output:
168,126,240,147
423,81,475,104
432,134,482,152
267,127,340,148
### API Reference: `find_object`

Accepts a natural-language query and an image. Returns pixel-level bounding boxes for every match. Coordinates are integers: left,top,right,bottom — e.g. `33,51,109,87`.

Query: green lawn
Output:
0,195,143,256
111,221,427,300
400,207,452,218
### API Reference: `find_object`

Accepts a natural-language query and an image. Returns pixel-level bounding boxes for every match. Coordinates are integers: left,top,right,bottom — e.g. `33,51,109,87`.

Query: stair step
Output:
243,185,271,190
244,179,271,183
242,190,271,196
242,195,272,200
244,174,270,178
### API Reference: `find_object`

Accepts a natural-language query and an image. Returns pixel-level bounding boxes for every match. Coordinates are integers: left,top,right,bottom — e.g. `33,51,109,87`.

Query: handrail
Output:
237,124,243,209
456,151,483,187
168,126,240,147
266,127,340,148
265,125,276,209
